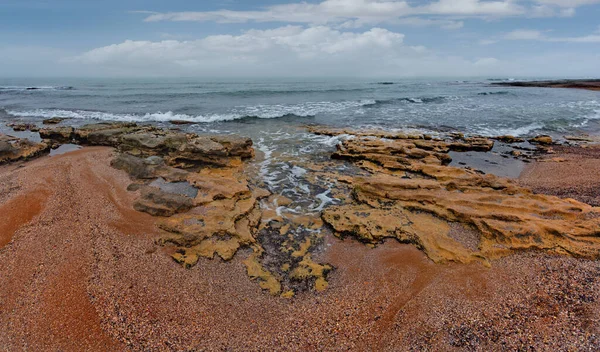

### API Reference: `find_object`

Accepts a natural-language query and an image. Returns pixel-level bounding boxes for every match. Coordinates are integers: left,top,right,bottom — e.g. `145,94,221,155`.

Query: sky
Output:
0,0,599,78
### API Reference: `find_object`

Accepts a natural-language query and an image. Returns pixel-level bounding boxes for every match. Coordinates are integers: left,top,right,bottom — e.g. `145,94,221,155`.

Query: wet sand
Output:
1,147,600,351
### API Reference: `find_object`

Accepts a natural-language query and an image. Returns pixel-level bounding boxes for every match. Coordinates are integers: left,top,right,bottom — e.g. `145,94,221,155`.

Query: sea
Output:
1,77,599,212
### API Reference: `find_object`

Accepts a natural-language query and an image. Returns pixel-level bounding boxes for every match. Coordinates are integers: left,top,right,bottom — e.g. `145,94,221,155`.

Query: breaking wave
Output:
5,100,375,123
363,96,448,107
0,86,74,91
477,91,511,96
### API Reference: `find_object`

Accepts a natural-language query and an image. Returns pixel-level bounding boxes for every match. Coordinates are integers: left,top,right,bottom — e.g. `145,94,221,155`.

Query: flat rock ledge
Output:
308,127,600,265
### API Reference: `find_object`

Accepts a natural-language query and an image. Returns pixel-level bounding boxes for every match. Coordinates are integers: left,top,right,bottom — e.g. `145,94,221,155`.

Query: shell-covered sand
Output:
1,142,600,350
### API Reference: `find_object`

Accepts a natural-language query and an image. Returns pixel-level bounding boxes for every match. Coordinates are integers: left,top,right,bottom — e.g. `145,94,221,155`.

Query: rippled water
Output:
1,77,599,137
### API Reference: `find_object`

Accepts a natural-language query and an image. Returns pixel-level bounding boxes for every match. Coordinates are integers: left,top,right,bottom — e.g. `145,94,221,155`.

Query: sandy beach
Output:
1,124,599,351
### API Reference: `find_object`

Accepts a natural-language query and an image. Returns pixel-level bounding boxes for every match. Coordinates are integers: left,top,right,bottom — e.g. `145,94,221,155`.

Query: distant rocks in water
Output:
42,117,68,125
7,122,39,132
169,120,196,125
492,79,600,91
529,135,553,145
377,82,395,85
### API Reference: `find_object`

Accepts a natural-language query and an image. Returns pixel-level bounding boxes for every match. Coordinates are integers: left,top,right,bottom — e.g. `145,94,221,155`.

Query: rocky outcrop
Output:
315,128,600,264
0,134,50,164
529,135,553,145
494,135,524,144
7,123,39,132
40,123,255,168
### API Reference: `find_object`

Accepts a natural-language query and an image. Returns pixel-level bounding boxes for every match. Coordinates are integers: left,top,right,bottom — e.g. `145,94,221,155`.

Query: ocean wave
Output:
363,96,447,107
473,123,544,137
477,91,511,96
0,86,74,92
570,109,600,128
6,100,373,123
5,109,289,123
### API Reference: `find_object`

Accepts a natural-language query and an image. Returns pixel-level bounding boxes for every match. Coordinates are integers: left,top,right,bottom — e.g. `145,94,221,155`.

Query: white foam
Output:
6,99,375,123
309,190,338,212
571,109,600,128
6,109,243,123
474,122,544,137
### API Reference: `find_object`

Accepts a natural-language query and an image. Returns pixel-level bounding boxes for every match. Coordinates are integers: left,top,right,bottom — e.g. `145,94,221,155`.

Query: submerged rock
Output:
42,117,68,125
7,123,39,132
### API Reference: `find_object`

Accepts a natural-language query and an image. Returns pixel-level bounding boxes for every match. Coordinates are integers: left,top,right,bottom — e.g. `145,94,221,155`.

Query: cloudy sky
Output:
1,0,599,77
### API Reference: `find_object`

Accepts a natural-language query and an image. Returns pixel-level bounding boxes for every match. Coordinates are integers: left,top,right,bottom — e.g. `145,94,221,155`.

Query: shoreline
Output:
1,123,600,350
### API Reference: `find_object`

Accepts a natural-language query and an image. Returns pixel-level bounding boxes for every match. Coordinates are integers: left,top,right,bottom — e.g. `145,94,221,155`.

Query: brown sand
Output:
1,147,599,351
519,145,600,205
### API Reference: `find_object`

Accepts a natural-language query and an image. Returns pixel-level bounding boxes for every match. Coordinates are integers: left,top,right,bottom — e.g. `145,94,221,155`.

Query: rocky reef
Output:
310,127,600,265
30,122,331,296
4,122,600,296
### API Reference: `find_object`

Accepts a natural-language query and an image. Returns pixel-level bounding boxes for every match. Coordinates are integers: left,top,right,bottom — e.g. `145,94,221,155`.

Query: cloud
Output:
67,25,527,77
71,26,413,76
141,0,526,29
503,28,600,42
473,57,499,66
504,29,544,40
534,0,600,7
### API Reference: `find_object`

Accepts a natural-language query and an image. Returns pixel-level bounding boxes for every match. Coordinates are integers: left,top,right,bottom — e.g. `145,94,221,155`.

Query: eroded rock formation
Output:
312,127,600,264
0,134,50,164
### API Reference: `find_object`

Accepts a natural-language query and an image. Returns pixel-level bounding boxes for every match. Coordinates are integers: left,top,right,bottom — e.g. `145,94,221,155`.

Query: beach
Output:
1,116,600,350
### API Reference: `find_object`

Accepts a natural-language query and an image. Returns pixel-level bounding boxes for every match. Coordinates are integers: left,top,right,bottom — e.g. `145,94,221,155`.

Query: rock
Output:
495,135,525,144
40,123,255,168
170,120,196,125
564,135,595,142
42,117,68,125
0,136,16,155
529,135,553,145
110,153,187,181
510,150,522,157
133,186,194,217
7,123,39,132
39,126,74,142
314,127,600,264
0,134,50,164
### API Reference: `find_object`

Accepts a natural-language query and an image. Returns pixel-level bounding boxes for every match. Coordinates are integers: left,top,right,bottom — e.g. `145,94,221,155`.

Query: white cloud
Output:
534,0,600,7
504,29,544,40
502,28,600,42
141,0,526,29
66,25,530,77
70,26,416,76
